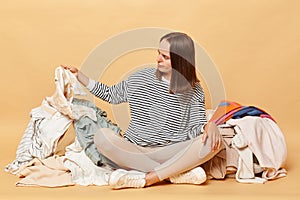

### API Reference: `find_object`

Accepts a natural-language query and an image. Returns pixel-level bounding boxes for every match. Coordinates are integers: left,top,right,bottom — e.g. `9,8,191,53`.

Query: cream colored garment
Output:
55,123,76,156
232,131,266,183
15,139,112,187
16,155,74,187
63,139,112,186
200,125,237,179
219,126,239,175
227,116,287,182
39,100,73,157
46,66,96,121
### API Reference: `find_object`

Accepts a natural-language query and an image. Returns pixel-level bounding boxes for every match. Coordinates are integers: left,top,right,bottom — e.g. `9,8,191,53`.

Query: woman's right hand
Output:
61,65,90,87
201,122,222,152
61,65,79,77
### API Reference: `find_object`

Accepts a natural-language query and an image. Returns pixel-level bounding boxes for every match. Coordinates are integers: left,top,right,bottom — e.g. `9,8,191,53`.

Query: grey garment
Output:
72,98,121,168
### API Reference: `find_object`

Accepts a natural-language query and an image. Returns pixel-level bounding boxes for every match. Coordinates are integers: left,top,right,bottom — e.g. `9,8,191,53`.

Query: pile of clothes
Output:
205,100,287,183
5,66,120,187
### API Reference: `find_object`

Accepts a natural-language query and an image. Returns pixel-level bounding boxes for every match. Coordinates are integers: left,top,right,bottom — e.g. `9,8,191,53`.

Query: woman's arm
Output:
90,80,128,104
188,101,222,152
188,99,207,138
188,85,222,152
62,65,89,86
62,65,128,104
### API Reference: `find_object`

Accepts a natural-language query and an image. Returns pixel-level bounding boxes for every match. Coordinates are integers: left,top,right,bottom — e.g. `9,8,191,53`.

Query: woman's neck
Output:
162,72,171,82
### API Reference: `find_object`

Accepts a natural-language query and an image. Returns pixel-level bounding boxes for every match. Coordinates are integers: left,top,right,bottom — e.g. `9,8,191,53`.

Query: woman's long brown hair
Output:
157,32,199,94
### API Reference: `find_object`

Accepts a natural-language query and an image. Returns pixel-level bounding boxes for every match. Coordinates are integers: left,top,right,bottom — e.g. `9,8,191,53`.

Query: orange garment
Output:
209,101,242,125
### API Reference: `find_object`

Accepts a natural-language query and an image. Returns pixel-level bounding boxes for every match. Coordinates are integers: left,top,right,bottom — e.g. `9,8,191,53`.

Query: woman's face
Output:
157,39,172,75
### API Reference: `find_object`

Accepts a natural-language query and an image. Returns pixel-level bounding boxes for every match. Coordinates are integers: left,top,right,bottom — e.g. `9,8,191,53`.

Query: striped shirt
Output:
89,68,207,147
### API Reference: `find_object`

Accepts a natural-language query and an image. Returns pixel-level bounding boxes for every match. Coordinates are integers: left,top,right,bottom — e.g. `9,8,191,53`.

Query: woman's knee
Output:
94,128,114,147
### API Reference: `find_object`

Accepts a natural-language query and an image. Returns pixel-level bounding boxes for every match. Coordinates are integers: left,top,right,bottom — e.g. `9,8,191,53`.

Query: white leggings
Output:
94,128,222,181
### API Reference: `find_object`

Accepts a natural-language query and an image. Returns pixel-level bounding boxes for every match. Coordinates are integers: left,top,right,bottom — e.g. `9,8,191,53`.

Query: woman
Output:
63,32,223,189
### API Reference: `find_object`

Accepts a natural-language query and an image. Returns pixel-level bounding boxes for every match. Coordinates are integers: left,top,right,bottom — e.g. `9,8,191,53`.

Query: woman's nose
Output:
157,54,163,62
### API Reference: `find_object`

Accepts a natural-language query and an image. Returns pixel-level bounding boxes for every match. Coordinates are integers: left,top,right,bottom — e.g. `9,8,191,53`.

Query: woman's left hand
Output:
201,122,222,152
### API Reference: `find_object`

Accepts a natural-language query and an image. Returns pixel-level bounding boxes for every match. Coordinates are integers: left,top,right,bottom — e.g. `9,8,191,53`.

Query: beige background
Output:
0,0,299,199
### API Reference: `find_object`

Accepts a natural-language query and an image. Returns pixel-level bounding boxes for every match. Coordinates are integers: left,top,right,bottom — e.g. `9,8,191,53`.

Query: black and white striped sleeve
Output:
87,79,128,104
187,87,207,139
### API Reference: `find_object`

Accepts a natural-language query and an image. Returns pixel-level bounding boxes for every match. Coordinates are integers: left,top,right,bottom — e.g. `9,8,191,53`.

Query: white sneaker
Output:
109,169,146,189
169,167,207,185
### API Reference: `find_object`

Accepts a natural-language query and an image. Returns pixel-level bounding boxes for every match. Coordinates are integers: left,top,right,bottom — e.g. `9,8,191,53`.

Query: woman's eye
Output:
163,55,169,59
158,51,170,60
